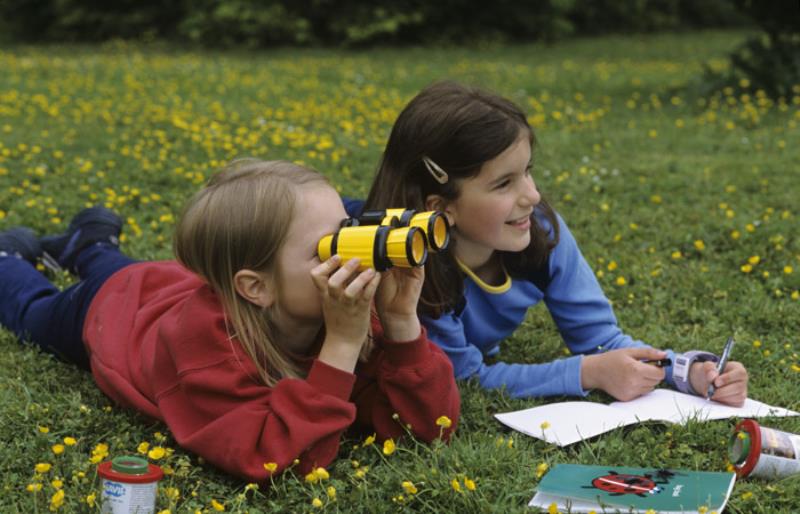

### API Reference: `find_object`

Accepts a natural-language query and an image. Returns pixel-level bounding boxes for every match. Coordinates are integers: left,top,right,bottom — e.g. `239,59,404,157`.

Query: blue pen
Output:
707,336,735,400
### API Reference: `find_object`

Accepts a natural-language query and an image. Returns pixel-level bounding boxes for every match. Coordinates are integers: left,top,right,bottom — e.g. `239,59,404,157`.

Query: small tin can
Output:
98,455,164,514
729,419,800,479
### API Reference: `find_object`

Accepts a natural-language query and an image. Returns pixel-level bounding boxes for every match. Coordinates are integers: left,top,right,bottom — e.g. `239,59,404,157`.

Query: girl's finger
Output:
636,361,666,383
327,258,362,294
342,268,376,299
361,270,382,301
311,255,342,291
311,255,342,278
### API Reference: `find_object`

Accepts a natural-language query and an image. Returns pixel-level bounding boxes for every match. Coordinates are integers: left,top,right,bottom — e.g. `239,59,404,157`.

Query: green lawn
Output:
1,30,799,513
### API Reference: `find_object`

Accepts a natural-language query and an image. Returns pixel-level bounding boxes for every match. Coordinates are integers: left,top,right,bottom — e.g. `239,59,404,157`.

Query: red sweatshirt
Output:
83,261,460,483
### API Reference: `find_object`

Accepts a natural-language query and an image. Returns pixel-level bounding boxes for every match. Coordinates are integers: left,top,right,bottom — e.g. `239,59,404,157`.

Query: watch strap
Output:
672,350,719,396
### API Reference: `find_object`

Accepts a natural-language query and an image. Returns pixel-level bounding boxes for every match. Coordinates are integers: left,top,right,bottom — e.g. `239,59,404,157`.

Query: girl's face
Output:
274,184,347,333
440,132,540,267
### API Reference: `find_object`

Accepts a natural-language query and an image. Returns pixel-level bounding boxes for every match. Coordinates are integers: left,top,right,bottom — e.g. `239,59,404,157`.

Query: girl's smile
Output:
506,213,532,230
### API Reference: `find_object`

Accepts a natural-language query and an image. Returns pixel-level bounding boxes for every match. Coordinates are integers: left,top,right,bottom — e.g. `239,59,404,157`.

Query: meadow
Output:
1,30,799,513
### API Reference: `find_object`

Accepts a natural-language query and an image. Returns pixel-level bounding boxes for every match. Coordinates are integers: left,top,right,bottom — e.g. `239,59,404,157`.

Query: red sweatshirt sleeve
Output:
351,319,461,442
156,357,358,484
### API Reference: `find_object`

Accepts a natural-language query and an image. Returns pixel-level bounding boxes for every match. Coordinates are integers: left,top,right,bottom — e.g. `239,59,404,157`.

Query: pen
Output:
642,358,672,368
707,336,735,399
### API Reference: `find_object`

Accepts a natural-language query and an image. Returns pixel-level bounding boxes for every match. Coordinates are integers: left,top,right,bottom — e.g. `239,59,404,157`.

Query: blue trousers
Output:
0,244,136,370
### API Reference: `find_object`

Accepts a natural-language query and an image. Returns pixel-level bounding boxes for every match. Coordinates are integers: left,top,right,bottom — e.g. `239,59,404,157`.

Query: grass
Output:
1,29,799,513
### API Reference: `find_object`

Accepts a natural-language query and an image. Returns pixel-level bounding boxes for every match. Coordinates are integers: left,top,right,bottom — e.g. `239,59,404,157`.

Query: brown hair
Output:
364,81,560,317
174,159,328,386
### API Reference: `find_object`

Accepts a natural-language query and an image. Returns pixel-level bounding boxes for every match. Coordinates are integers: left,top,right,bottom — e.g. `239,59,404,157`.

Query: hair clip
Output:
422,156,449,185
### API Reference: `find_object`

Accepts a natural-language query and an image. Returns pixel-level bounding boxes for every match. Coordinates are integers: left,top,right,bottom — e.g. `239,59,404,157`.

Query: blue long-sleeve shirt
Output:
342,199,678,399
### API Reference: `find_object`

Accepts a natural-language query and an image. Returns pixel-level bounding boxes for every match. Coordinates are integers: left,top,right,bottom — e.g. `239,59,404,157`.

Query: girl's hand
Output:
688,360,748,407
374,265,424,342
311,256,381,372
581,347,668,402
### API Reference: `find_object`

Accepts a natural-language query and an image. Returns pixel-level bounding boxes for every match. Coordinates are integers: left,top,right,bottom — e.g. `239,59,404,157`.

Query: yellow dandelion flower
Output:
615,276,627,286
137,442,150,454
52,444,65,455
741,491,753,500
50,489,65,510
51,479,63,489
748,255,760,265
753,340,762,348
650,195,662,204
315,467,330,481
383,439,396,456
263,462,278,474
791,291,799,300
645,510,657,514
540,421,551,430
63,437,77,446
784,266,793,274
465,478,476,491
35,463,52,473
312,498,323,508
435,415,452,428
148,446,166,460
548,502,560,514
745,224,755,233
305,472,319,484
451,478,462,493
694,240,706,251
402,481,418,494
210,499,225,511
363,433,376,446
741,264,753,273
86,493,96,507
536,462,549,478
327,486,336,499
27,483,43,493
607,261,618,271
38,426,50,434
730,230,740,240
158,510,171,514
671,251,682,260
164,487,180,501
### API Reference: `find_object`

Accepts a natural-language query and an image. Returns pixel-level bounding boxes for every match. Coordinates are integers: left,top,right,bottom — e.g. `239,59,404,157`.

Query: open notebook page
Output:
613,389,799,424
494,401,640,446
495,389,799,447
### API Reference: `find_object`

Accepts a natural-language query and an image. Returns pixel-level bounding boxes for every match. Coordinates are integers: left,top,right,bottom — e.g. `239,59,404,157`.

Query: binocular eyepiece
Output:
317,209,450,271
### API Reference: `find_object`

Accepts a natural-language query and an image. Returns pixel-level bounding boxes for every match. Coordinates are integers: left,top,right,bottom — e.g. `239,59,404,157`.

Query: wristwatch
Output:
672,350,719,396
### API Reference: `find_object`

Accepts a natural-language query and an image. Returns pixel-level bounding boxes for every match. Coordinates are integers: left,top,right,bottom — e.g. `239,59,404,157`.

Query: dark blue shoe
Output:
40,206,123,272
0,227,42,264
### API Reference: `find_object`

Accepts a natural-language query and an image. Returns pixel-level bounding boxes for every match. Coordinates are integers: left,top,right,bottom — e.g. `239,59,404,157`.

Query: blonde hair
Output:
174,159,329,386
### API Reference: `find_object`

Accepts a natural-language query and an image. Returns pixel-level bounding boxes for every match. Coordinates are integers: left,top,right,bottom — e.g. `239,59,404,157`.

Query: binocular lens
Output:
409,211,449,252
386,226,426,268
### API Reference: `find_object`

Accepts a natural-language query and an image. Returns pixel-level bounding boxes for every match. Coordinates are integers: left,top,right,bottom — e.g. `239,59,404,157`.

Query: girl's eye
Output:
494,179,511,190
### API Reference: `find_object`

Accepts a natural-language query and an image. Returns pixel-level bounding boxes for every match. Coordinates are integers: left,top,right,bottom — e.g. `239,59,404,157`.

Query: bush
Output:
704,0,800,99
0,0,750,47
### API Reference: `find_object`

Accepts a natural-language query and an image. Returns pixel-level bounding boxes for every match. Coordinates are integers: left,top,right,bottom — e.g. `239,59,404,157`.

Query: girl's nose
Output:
520,176,541,207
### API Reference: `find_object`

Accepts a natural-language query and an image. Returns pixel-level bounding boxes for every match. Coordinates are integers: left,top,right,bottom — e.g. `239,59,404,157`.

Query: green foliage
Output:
704,0,800,99
0,0,748,47
1,30,800,512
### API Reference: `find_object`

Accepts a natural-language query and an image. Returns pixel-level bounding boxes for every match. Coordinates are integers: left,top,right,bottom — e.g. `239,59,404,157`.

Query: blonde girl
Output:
0,159,459,483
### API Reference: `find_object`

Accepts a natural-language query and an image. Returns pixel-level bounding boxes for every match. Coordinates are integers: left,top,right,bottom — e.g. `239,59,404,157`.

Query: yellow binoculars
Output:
317,209,450,271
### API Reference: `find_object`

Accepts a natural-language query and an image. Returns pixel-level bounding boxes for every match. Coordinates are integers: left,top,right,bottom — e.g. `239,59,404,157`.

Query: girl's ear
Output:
233,269,275,308
425,194,454,225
